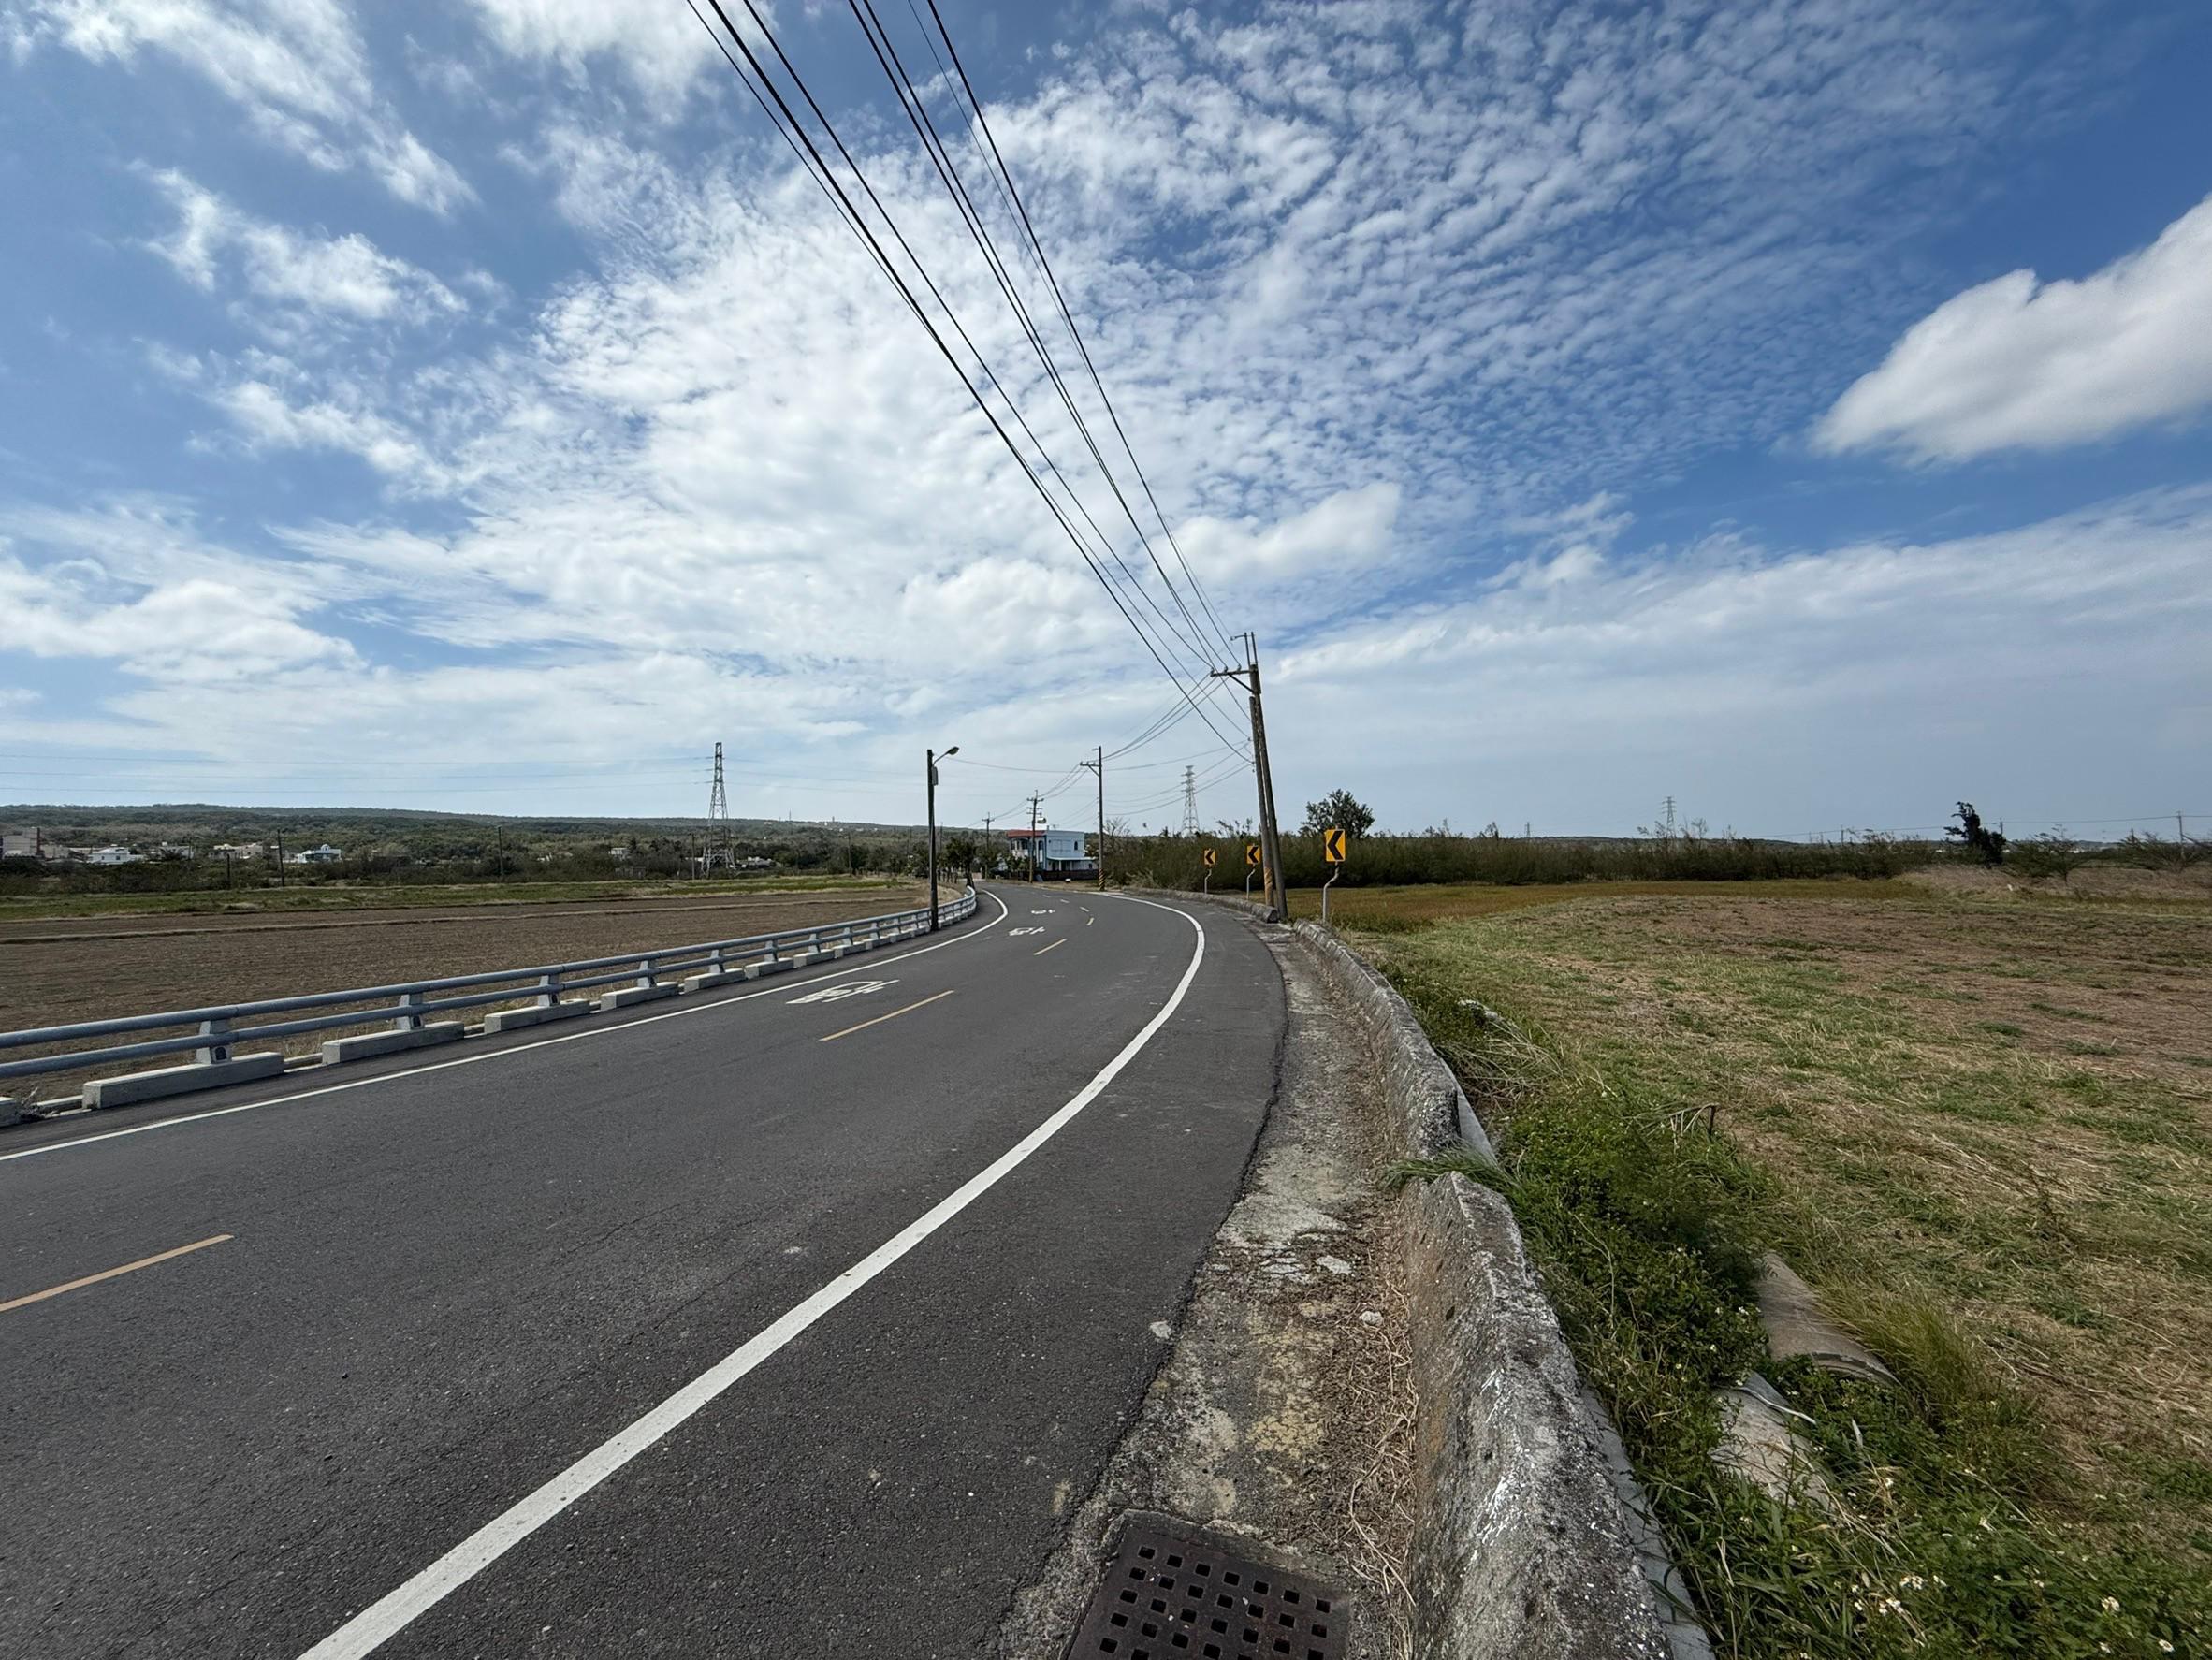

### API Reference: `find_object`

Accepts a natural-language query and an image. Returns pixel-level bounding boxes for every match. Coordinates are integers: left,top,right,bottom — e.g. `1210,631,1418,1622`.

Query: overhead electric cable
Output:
851,0,1222,671
920,0,1240,661
690,0,1245,749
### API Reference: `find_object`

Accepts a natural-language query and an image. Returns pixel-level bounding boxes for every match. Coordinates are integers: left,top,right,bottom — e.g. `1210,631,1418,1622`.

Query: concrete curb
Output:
1137,887,1697,1660
1294,922,1680,1659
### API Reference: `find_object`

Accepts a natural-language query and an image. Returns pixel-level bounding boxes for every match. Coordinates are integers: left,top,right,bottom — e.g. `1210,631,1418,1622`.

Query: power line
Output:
915,0,1239,663
688,1,1243,753
852,0,1223,671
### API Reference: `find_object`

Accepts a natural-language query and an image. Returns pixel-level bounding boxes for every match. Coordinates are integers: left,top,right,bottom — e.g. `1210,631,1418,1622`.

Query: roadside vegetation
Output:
1358,885,2211,1658
1125,827,1930,892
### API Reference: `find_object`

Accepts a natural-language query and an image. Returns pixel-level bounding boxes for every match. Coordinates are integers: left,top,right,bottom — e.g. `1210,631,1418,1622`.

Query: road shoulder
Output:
998,912,1417,1658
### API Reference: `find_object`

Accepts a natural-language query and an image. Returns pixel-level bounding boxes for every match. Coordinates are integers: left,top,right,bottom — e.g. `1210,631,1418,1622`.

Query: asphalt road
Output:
0,885,1286,1657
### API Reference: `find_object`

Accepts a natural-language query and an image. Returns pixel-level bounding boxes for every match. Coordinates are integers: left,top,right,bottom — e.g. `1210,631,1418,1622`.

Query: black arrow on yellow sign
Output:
1323,827,1347,864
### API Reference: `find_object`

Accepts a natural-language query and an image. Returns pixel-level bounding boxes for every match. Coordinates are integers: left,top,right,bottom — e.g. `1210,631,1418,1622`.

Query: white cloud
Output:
1813,193,2212,462
17,0,471,211
0,502,359,682
10,0,2193,832
1265,488,2212,834
143,170,463,325
461,0,720,113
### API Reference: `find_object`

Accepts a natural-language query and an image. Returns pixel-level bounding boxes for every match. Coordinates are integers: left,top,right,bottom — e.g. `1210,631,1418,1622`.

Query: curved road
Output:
0,885,1285,1657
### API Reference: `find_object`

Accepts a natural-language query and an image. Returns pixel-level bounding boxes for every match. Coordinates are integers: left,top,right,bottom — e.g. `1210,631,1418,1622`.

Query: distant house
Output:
1002,828,1094,875
607,845,632,860
212,842,265,862
153,841,197,860
84,845,143,866
287,843,344,865
1,829,43,859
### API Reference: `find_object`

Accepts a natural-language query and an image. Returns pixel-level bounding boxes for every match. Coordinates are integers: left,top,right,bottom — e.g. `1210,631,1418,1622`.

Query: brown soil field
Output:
0,882,930,1103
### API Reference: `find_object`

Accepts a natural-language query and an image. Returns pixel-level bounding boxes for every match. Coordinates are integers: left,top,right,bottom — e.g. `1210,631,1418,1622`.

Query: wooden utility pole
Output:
1028,794,1041,883
1212,633,1287,920
1079,746,1104,891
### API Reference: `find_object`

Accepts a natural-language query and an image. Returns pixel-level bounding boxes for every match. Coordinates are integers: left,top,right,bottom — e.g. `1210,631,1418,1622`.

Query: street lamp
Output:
927,743,958,931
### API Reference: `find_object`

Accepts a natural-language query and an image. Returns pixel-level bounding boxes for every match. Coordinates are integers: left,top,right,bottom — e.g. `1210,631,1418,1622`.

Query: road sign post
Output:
1320,826,1346,926
1244,842,1259,897
1201,845,1215,896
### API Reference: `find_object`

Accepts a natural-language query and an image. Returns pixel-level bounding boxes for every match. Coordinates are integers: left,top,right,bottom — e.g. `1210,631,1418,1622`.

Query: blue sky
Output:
3,0,2209,839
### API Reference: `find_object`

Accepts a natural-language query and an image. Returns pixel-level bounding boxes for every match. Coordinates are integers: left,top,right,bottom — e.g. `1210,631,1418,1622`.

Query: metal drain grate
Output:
1069,1516,1347,1660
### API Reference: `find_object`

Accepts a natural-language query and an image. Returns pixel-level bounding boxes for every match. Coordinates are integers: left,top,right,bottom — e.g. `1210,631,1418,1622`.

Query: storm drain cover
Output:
1069,1516,1347,1660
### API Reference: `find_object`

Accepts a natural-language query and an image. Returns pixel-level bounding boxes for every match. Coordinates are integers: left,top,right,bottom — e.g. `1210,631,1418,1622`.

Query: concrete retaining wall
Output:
1136,886,1695,1660
1297,923,1675,1660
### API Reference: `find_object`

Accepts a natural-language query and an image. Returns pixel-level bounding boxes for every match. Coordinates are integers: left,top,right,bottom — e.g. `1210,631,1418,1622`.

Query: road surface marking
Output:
787,979,896,1005
1,1233,232,1315
817,988,956,1042
296,897,1208,1660
1086,915,1095,926
1008,926,1044,937
0,892,1011,1167
1033,939,1065,957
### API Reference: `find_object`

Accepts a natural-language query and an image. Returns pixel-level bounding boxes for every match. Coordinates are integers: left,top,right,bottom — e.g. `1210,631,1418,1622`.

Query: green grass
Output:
0,872,916,922
1362,888,2212,1658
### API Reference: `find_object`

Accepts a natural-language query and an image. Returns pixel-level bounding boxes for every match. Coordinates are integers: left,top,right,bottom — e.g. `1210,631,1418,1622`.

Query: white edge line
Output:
297,896,1206,1659
1,892,1012,1166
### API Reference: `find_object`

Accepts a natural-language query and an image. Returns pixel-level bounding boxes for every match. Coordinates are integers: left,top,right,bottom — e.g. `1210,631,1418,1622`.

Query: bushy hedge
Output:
1116,830,1931,891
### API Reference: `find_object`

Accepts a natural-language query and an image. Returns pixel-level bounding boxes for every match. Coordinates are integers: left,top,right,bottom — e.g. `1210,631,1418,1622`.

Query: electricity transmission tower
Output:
705,742,733,872
1180,766,1201,837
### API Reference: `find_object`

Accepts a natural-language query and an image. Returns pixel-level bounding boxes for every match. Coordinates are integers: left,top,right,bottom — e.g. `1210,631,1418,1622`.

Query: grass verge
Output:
1362,889,2210,1658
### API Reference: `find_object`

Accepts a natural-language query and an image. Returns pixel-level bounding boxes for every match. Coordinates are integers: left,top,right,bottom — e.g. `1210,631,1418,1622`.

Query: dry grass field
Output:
1354,880,2211,1657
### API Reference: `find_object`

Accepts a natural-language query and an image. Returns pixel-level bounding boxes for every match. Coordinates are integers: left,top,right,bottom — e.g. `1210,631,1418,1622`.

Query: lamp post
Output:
927,744,958,931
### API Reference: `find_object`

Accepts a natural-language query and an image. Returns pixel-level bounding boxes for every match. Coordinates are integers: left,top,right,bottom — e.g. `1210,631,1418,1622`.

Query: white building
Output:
84,845,142,866
1002,828,1093,875
287,843,344,865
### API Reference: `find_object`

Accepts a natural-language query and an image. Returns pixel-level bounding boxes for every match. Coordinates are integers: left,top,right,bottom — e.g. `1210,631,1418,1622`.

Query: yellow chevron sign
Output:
1245,844,1260,866
1323,827,1347,863
1202,847,1216,867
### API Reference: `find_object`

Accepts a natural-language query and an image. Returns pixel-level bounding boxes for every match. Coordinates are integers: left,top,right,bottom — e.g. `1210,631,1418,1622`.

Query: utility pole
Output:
926,744,957,931
1028,794,1041,883
274,835,285,887
1079,745,1105,891
1180,766,1201,837
1211,633,1287,921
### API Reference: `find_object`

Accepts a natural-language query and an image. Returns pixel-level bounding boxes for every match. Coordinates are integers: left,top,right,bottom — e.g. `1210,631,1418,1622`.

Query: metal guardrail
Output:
0,885,980,1088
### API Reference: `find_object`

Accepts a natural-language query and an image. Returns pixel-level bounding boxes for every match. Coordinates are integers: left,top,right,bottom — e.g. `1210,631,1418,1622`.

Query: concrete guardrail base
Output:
598,983,681,1012
321,1022,467,1065
682,967,756,992
83,1052,287,1110
484,1000,592,1033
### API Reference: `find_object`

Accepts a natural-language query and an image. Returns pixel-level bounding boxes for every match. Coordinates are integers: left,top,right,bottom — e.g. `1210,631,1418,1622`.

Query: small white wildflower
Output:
2103,1596,2121,1615
1899,1575,1927,1592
